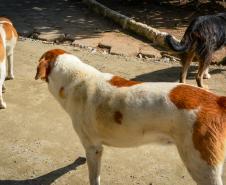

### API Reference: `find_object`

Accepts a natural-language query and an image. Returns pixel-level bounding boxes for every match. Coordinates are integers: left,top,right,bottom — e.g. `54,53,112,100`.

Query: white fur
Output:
0,19,17,109
0,26,7,108
3,22,17,80
45,53,223,185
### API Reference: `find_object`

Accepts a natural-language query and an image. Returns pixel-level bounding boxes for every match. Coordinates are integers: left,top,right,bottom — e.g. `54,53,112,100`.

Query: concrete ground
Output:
0,38,226,185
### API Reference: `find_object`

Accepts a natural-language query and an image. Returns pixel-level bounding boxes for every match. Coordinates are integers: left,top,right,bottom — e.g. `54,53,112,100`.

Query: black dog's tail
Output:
165,33,191,52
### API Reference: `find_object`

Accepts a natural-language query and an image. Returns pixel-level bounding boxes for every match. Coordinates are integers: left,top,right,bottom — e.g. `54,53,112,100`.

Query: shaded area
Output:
1,0,224,41
132,66,195,82
0,0,118,40
132,65,226,82
97,0,225,38
0,157,86,185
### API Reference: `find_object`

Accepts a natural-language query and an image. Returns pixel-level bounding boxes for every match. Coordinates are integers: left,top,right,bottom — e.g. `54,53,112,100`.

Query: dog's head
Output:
35,49,66,82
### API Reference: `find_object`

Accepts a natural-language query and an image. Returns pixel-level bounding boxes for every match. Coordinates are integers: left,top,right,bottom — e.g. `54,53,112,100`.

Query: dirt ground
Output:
0,38,226,185
98,0,226,36
1,0,225,60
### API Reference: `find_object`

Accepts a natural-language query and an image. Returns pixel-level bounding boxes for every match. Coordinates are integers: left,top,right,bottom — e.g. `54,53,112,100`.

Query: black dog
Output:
165,13,226,88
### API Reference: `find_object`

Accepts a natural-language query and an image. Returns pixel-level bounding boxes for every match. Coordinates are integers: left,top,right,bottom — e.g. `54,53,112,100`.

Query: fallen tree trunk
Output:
82,0,179,49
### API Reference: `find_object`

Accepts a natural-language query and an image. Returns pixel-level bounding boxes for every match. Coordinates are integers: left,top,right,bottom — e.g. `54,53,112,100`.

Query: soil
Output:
0,38,226,185
97,0,226,38
0,1,226,184
97,0,226,62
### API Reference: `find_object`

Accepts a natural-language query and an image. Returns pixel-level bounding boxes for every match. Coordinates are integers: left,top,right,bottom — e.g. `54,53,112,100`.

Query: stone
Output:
139,45,161,59
37,32,65,42
98,41,112,49
72,38,100,48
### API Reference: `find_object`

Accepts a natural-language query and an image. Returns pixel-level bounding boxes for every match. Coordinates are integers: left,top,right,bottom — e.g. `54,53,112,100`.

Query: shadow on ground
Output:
98,0,225,30
0,157,86,185
132,66,195,82
0,0,118,40
132,65,226,82
1,0,225,41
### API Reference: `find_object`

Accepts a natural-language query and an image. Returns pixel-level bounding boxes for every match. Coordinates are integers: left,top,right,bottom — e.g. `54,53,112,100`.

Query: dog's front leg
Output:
0,83,6,109
85,145,103,185
6,53,14,80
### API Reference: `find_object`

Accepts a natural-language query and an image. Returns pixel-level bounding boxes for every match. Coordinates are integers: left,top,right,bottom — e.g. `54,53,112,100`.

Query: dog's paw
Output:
5,75,14,80
0,102,6,109
203,73,211,79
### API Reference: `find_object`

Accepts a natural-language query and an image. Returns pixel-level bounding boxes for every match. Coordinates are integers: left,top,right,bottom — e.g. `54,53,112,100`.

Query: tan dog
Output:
35,49,226,185
0,17,18,108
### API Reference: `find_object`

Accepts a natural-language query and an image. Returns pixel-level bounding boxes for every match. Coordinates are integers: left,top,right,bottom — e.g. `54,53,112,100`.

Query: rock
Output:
18,29,33,37
139,45,161,59
110,45,138,56
72,38,100,48
32,7,43,11
91,48,97,53
98,42,112,50
138,53,143,59
37,32,65,42
162,57,170,63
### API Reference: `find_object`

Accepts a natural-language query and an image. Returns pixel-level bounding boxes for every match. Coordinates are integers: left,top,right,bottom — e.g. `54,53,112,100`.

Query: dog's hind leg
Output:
0,82,6,109
0,63,6,109
203,68,211,79
196,54,212,88
177,144,224,185
180,52,194,84
5,46,15,80
2,83,6,93
85,145,103,185
188,162,223,185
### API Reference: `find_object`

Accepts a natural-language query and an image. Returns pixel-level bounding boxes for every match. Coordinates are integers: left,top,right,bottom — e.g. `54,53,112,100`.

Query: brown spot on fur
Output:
0,35,5,62
108,76,142,87
169,84,226,166
35,49,66,82
2,23,18,40
114,111,123,124
59,87,65,98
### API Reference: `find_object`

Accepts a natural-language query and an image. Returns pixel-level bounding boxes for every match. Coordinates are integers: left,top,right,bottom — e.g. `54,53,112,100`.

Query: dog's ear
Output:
35,59,51,82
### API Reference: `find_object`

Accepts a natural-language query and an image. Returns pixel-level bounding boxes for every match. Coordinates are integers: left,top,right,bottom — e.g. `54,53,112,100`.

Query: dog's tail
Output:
165,33,191,52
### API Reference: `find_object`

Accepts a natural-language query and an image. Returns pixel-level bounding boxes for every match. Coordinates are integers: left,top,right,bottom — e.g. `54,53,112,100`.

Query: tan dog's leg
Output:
0,86,6,109
85,145,103,185
2,83,6,93
180,52,194,84
6,52,14,80
0,63,6,109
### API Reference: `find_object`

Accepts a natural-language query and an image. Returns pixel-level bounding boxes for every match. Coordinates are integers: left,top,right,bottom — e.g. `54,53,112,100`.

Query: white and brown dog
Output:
35,49,226,185
0,17,18,108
